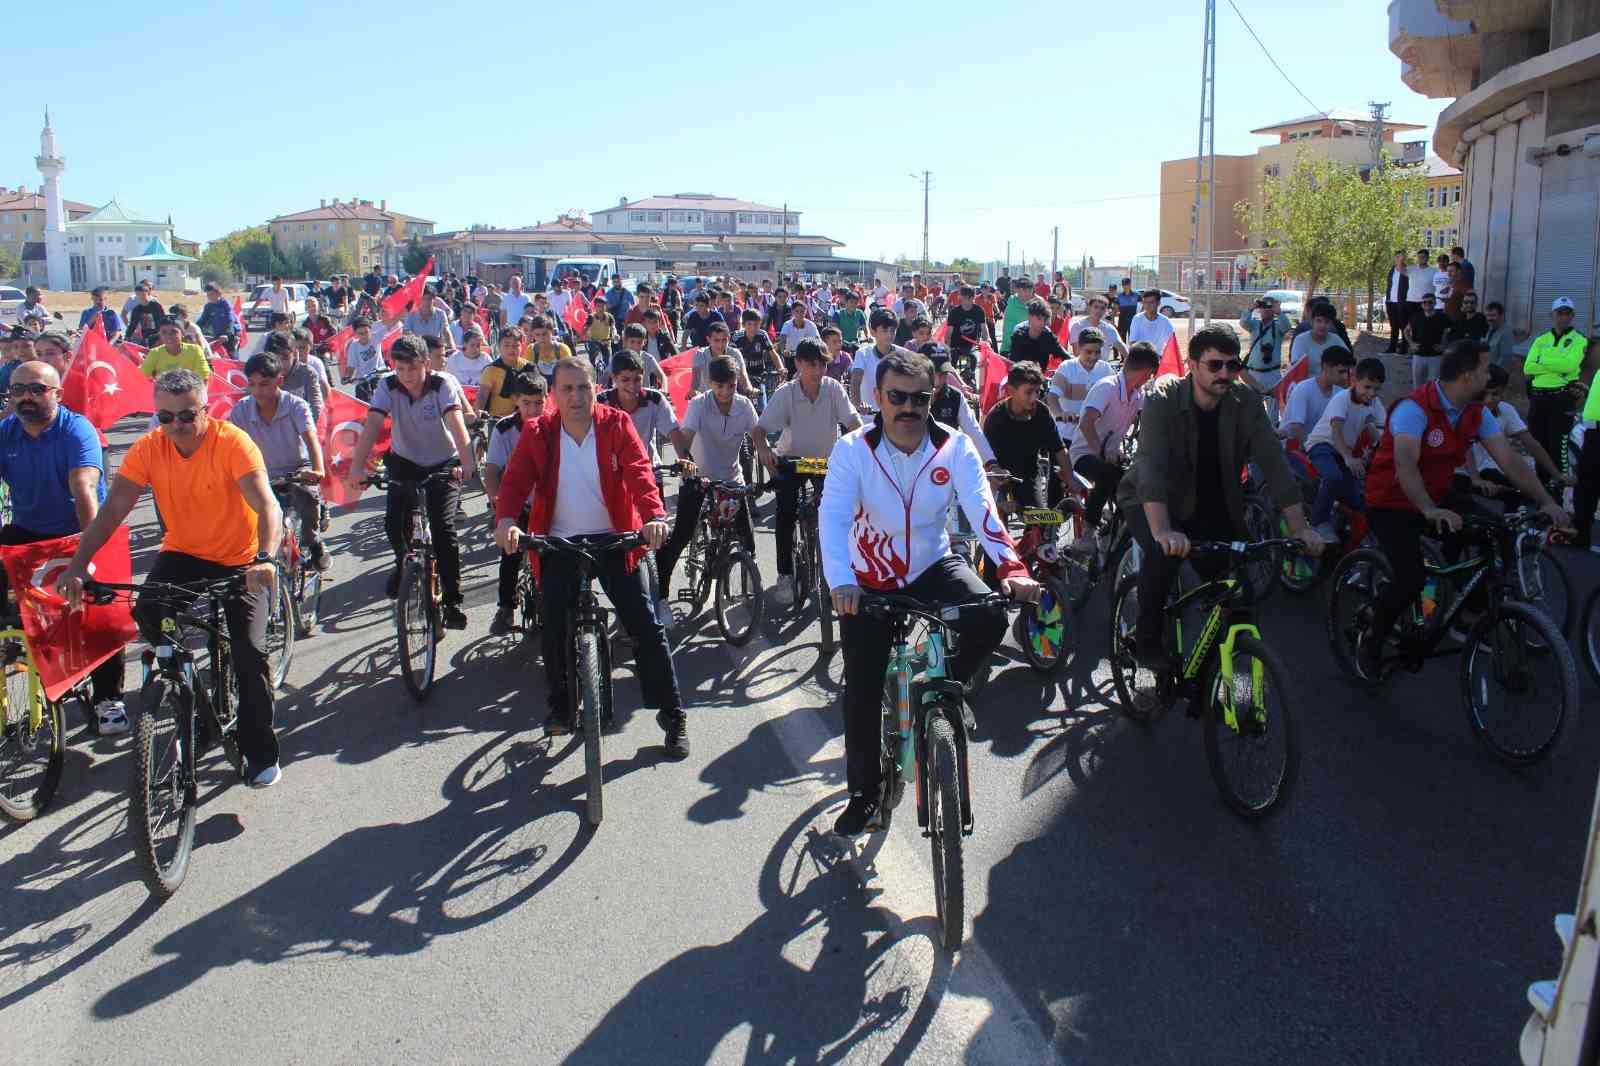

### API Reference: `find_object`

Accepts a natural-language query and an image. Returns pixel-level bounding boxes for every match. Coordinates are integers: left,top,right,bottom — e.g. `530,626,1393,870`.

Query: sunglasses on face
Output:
8,382,55,398
885,388,932,408
1199,358,1243,374
155,408,201,424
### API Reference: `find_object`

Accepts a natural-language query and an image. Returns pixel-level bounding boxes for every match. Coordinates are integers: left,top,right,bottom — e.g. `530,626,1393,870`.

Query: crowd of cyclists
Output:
3,255,1596,841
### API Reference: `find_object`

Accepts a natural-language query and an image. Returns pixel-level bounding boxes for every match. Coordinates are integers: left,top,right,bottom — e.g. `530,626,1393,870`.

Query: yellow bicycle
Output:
0,625,67,823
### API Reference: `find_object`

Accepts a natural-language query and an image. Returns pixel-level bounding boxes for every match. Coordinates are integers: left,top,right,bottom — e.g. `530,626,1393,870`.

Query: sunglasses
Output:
1199,358,1243,374
8,382,55,398
885,388,932,408
155,408,201,424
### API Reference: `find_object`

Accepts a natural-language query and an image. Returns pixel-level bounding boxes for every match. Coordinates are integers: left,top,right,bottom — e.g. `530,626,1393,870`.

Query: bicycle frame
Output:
1167,578,1264,732
0,629,49,734
877,606,980,835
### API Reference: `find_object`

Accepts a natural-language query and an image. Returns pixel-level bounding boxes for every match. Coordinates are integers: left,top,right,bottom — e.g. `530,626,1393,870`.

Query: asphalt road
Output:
2,413,1598,1066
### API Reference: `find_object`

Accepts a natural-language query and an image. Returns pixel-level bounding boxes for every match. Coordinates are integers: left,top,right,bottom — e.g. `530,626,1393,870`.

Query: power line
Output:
1223,0,1323,117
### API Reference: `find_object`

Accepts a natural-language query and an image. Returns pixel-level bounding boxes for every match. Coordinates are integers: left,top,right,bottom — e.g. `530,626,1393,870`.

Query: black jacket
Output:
1385,267,1410,305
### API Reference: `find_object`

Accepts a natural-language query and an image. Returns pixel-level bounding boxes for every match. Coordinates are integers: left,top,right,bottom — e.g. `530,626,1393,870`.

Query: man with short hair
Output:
605,274,635,322
1046,326,1115,446
1280,345,1354,445
1115,278,1140,339
1406,292,1449,385
1071,341,1159,540
683,293,723,350
1238,296,1290,406
229,352,329,572
1384,250,1411,354
476,327,532,420
1483,302,1515,368
77,287,124,342
834,290,868,348
0,361,127,734
265,276,293,323
1404,249,1433,343
777,300,821,361
484,371,546,635
1303,357,1388,540
124,281,165,347
1127,287,1176,355
690,321,754,396
403,287,450,342
1008,299,1069,371
1289,306,1344,378
266,331,325,426
1451,246,1476,294
499,275,532,330
140,318,211,381
1444,292,1488,347
197,283,241,353
731,309,780,381
17,286,49,326
1525,297,1590,488
1070,296,1126,358
599,349,686,463
998,283,1031,355
343,335,476,629
59,369,284,786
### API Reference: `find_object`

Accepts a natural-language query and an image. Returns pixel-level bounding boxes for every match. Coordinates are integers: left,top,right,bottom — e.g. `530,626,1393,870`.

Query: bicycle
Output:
363,467,458,701
1326,510,1579,766
82,575,255,898
775,456,834,656
673,473,770,647
1581,582,1600,686
271,477,323,642
860,589,1018,951
517,532,641,827
0,623,79,823
1108,538,1304,819
990,464,1074,675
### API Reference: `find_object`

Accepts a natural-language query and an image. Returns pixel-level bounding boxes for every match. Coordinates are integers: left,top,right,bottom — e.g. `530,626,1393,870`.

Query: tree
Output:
290,244,325,279
1336,158,1451,323
402,236,429,275
0,247,21,282
324,247,356,277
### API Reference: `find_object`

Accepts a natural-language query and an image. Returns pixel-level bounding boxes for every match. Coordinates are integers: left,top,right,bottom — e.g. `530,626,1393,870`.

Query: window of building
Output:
629,211,645,222
737,212,752,224
647,211,664,223
1424,228,1434,248
1452,184,1462,204
756,213,769,224
669,210,683,222
687,212,701,223
1,213,9,223
20,213,28,223
786,213,798,226
1426,188,1436,208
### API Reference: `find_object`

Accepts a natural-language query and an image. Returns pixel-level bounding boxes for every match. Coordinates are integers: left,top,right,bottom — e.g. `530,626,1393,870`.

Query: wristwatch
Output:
254,552,272,566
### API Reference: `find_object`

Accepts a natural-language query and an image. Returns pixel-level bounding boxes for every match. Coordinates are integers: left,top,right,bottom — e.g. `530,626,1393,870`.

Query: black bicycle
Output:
517,532,642,827
271,476,323,642
84,575,260,898
364,467,458,701
672,472,770,646
776,456,834,655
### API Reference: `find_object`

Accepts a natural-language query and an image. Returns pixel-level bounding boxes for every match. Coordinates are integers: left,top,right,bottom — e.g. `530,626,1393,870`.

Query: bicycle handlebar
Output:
81,574,249,608
859,590,1018,626
1185,537,1307,560
515,531,643,559
361,465,460,490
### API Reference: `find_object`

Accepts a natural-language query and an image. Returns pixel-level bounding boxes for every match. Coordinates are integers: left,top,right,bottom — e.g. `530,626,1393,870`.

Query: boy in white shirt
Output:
1304,356,1387,539
1045,327,1115,445
1278,345,1354,445
445,330,493,388
1463,362,1572,508
346,315,386,385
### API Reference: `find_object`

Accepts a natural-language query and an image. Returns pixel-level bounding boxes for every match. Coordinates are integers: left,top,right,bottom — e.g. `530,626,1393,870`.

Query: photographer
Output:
1239,297,1290,414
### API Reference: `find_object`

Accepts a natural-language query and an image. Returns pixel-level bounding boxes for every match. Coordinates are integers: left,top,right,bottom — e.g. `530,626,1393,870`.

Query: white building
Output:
589,194,801,237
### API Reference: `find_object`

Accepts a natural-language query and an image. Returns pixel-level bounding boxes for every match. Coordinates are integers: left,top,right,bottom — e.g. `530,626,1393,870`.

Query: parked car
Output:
0,286,26,325
242,283,309,331
1262,289,1304,324
1158,289,1191,317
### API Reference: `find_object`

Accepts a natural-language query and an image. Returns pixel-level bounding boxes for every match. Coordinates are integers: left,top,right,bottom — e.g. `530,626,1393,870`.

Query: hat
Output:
1552,297,1577,312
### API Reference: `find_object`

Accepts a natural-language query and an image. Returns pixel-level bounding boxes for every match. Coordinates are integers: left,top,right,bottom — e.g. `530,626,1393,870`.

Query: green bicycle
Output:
0,626,69,823
1109,538,1304,819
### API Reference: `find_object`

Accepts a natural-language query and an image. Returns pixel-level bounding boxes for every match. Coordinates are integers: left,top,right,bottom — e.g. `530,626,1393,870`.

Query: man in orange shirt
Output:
59,368,285,788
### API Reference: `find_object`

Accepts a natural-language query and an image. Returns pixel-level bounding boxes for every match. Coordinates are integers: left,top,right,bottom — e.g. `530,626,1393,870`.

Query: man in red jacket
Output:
492,357,688,757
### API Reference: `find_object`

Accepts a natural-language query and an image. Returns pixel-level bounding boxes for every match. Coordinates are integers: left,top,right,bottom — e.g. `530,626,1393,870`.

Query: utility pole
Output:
1368,101,1390,174
909,171,931,274
1190,0,1218,331
1051,226,1059,277
781,201,790,283
1005,241,1011,277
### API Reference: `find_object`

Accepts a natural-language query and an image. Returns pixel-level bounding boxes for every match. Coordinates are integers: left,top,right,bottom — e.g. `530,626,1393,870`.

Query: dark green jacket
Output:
1116,374,1300,533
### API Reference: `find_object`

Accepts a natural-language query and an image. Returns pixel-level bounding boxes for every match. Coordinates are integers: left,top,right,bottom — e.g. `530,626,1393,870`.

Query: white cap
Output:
1552,297,1576,311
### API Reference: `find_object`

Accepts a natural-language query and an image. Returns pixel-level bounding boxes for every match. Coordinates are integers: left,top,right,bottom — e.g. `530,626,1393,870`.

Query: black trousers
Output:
497,507,531,609
839,556,1005,797
537,542,681,716
1367,493,1487,649
1529,388,1577,491
774,469,825,577
134,551,277,770
1385,301,1408,352
657,479,755,593
1072,455,1123,525
0,524,125,706
1574,428,1600,549
1123,501,1234,651
382,453,463,605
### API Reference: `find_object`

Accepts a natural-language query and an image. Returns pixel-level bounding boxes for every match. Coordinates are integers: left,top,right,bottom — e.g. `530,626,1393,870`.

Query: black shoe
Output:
442,604,468,630
833,793,882,836
544,708,574,736
490,607,515,635
385,570,401,598
656,708,690,760
1134,635,1176,676
311,544,331,573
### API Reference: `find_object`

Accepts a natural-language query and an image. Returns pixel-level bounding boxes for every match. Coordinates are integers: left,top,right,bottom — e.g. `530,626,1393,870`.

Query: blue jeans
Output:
1308,443,1361,526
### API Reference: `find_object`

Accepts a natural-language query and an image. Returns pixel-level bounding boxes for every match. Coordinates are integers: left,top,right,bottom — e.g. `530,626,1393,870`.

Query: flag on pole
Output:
1274,356,1309,410
321,325,355,377
977,342,1011,416
564,291,590,336
319,390,389,508
380,257,433,320
61,317,154,429
659,349,697,420
1155,333,1184,380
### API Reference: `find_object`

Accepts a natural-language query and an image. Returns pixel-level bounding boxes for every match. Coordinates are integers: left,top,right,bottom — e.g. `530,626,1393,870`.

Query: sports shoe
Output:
832,793,882,836
248,762,281,789
385,569,401,598
311,544,332,573
443,604,469,631
94,699,130,736
773,574,796,606
490,607,515,635
657,708,690,760
655,598,674,627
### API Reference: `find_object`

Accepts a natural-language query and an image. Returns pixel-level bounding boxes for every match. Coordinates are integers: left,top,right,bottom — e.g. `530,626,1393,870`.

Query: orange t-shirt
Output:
118,420,266,566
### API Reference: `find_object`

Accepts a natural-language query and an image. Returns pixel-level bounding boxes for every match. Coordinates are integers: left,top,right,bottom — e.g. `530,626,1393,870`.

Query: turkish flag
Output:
61,317,154,429
565,291,590,335
321,325,355,377
461,384,479,408
380,257,433,320
933,321,949,344
476,309,493,341
210,357,251,393
1274,356,1309,410
0,530,138,702
205,373,243,420
1053,312,1073,348
119,342,147,366
977,342,1011,416
659,349,696,420
1156,333,1184,380
319,390,389,508
234,295,249,351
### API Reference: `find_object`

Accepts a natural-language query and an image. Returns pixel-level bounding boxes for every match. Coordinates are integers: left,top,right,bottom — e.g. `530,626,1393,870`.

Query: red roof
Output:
270,201,433,224
0,190,94,215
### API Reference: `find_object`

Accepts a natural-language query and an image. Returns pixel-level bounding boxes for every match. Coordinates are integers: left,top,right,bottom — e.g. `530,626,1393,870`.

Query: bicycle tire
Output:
0,664,64,823
1460,600,1577,766
265,575,295,691
715,547,765,647
1581,584,1600,686
1326,549,1392,684
815,531,835,657
396,556,437,701
130,679,195,899
1108,575,1166,722
516,557,542,635
926,711,965,951
577,629,606,826
792,521,814,612
1202,633,1298,819
1241,499,1279,605
1517,544,1574,639
1019,573,1071,675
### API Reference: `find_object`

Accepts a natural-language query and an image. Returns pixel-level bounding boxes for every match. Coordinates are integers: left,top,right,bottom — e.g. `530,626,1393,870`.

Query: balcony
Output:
1436,0,1548,33
1389,0,1482,97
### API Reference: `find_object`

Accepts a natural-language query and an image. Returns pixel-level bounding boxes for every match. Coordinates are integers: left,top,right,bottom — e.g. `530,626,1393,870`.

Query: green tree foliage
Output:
0,247,21,282
323,247,356,277
402,236,429,275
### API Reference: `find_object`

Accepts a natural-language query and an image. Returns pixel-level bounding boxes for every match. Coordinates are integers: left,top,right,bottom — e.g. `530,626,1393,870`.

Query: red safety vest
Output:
1365,382,1484,511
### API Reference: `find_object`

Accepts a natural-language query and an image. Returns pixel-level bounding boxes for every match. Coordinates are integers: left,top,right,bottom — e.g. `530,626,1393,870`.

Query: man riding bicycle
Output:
492,358,687,757
1356,339,1572,678
59,369,284,787
820,348,1039,836
485,371,546,635
229,352,330,573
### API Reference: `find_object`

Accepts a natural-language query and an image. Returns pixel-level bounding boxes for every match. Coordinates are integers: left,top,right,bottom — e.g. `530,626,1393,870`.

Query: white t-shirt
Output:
1281,378,1337,437
1070,373,1144,466
691,346,747,392
444,350,492,387
1405,267,1432,303
1472,402,1532,474
347,337,385,379
1069,317,1124,354
267,287,291,314
1288,331,1345,377
778,318,821,353
1048,358,1115,439
550,426,614,537
682,392,759,483
851,347,882,411
1304,388,1387,452
500,292,532,325
1126,312,1175,353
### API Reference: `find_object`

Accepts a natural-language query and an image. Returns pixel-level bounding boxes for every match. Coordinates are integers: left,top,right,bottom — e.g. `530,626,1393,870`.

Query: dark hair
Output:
621,322,647,342
269,312,290,328
868,307,897,331
1188,324,1240,361
528,314,552,331
793,337,827,364
707,355,738,385
1451,246,1465,258
741,308,760,322
390,334,428,363
818,325,841,342
958,285,974,298
245,353,282,379
694,293,710,305
1486,363,1510,389
1354,356,1387,382
707,319,730,337
1125,341,1160,371
351,315,372,330
909,314,933,333
874,348,933,390
1006,361,1044,388
1439,338,1487,381
1320,345,1355,368
1076,327,1104,349
609,350,644,376
1026,298,1049,319
263,332,293,355
1485,301,1504,314
845,290,860,301
510,370,547,395
1141,288,1161,300
499,324,523,342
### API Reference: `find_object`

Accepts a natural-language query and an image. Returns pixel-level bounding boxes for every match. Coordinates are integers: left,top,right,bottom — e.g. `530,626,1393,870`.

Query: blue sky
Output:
4,1,1445,268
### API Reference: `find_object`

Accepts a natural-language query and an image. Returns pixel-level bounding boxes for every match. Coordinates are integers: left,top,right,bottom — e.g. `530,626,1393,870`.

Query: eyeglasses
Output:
884,388,933,408
155,408,201,424
7,382,56,398
1199,358,1243,375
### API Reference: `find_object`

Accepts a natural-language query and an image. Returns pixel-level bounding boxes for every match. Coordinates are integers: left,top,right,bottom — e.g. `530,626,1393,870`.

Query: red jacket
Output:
1365,382,1485,511
493,404,666,574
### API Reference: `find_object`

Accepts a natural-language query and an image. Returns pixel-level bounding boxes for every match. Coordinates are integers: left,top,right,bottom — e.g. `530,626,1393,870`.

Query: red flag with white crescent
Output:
380,258,434,320
1274,356,1309,409
60,317,155,429
659,349,696,420
318,390,389,508
977,342,1011,417
1156,333,1184,381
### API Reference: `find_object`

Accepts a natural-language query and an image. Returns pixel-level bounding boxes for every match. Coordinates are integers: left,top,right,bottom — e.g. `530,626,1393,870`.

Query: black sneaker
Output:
490,607,515,635
833,793,882,836
385,569,401,598
311,544,331,573
544,708,574,736
442,604,468,630
656,708,690,760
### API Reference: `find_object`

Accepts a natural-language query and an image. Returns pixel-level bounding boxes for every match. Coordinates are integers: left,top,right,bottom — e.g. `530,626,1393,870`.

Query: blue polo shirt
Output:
77,307,124,336
0,406,107,535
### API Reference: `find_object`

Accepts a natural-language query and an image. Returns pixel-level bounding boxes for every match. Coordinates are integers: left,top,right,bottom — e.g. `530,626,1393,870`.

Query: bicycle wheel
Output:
1326,549,1392,683
715,547,765,647
1202,633,1298,818
130,679,195,899
0,663,64,823
1276,513,1322,594
265,575,295,691
1019,573,1071,675
814,536,835,657
1460,601,1577,766
1516,544,1574,638
516,558,542,634
792,521,814,613
577,629,607,826
396,556,437,701
925,711,965,951
1241,499,1278,604
1108,575,1166,722
1582,585,1600,686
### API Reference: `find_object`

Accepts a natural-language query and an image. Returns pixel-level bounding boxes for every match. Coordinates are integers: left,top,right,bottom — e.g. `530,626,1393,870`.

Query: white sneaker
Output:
655,598,673,627
248,762,281,788
94,699,129,736
773,575,796,606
